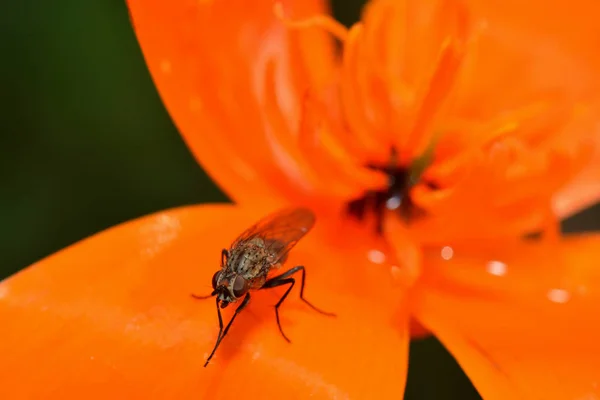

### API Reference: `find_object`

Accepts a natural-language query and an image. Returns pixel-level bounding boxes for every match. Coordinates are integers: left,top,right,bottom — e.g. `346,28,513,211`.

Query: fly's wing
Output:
230,207,316,265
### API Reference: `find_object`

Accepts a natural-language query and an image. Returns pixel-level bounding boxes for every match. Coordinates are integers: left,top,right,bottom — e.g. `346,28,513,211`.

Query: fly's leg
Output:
261,265,336,343
204,292,251,367
204,296,224,365
265,266,336,316
261,277,295,342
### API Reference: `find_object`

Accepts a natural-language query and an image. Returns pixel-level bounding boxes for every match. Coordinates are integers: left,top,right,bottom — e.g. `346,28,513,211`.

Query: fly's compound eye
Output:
232,276,248,298
211,270,222,289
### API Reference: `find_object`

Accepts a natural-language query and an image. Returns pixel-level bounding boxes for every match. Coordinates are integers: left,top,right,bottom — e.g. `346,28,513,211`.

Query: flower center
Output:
275,0,597,243
346,147,440,234
275,0,462,233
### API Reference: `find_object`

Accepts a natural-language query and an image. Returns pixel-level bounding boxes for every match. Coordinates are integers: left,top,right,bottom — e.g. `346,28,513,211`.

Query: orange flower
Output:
1,0,600,399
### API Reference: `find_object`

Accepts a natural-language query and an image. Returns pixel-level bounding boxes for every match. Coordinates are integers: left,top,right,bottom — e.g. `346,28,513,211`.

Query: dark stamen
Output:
346,147,435,234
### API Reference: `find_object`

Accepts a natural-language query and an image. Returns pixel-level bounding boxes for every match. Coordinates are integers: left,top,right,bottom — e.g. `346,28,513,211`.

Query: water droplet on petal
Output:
486,260,507,276
390,265,402,280
367,249,386,264
547,288,570,303
386,196,401,210
441,246,454,260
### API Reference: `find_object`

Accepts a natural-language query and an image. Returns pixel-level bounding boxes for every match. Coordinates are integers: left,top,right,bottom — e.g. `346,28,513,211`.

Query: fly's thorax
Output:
227,240,272,279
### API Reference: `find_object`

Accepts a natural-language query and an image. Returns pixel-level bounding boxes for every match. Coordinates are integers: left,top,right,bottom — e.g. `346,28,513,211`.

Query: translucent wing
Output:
230,207,316,265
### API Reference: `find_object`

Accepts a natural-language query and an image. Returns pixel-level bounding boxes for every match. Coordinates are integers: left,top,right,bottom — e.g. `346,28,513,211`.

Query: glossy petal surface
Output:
127,0,337,213
412,236,600,400
0,205,408,399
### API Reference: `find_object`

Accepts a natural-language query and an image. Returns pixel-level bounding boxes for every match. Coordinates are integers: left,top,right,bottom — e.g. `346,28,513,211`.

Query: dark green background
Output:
2,0,599,398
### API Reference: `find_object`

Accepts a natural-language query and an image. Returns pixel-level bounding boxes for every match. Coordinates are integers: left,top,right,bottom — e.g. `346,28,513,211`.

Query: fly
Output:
192,207,336,367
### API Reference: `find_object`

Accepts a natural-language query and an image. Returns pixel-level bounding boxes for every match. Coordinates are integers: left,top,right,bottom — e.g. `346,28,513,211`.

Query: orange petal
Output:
467,0,600,72
126,0,338,213
0,205,409,398
457,0,600,116
554,136,600,218
412,235,600,400
459,0,600,218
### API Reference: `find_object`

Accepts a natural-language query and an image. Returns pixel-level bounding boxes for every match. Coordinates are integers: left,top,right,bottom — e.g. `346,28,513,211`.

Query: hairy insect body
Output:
228,238,276,289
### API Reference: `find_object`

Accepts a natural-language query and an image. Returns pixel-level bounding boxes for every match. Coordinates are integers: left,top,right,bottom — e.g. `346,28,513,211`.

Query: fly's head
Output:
209,269,249,308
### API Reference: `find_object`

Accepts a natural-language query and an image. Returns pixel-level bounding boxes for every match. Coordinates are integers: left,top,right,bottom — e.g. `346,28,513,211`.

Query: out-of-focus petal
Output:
463,0,600,218
126,0,338,213
405,0,600,238
412,235,600,400
554,139,600,218
0,205,409,399
467,0,600,71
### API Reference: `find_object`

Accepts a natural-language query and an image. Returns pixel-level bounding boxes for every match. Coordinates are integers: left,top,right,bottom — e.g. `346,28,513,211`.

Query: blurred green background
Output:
2,0,599,399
